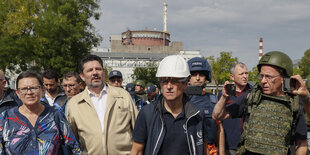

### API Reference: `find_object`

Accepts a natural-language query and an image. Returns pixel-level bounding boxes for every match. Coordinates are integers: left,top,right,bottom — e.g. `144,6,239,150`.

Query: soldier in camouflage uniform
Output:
213,51,308,154
135,80,148,103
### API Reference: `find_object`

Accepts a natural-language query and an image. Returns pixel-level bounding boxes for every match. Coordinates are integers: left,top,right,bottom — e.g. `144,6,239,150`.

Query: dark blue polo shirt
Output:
158,105,190,155
218,88,250,150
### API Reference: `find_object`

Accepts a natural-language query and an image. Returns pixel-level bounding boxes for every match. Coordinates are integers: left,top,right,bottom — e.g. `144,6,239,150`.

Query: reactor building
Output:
92,3,201,85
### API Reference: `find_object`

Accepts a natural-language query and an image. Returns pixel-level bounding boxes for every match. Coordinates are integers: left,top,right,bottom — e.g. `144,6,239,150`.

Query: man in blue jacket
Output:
131,55,209,155
187,57,225,155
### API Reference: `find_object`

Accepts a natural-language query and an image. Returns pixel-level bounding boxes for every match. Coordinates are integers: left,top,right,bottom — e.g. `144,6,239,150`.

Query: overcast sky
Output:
91,0,310,69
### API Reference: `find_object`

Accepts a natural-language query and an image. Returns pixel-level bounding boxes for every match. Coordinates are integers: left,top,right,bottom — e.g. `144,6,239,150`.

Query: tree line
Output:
0,0,101,76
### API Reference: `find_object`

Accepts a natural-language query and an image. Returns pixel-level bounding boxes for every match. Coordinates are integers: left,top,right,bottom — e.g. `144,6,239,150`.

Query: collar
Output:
156,94,199,118
236,83,252,97
87,84,108,98
161,101,186,119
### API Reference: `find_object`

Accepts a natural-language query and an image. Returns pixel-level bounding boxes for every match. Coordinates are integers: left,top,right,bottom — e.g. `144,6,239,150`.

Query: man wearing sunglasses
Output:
213,51,308,154
108,70,123,88
131,55,209,155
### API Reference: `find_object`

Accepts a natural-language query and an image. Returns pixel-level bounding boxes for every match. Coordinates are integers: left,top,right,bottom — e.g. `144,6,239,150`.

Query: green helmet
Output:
257,51,293,76
135,80,145,88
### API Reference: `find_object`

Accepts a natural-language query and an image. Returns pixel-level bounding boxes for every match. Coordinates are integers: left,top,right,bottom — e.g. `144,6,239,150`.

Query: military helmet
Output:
257,51,293,76
135,80,145,88
187,57,212,82
125,83,135,96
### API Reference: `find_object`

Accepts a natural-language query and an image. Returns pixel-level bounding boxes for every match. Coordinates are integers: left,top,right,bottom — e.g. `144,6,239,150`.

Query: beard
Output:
89,81,104,88
47,88,57,94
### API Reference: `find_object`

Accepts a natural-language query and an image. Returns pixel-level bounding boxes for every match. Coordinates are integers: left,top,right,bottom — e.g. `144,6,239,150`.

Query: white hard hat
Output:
156,55,190,78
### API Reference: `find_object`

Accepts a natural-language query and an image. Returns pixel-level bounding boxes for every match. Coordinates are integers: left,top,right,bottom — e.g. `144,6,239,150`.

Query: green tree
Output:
248,66,259,83
293,66,302,76
104,66,112,82
206,52,238,92
0,0,101,76
131,62,159,87
299,49,310,78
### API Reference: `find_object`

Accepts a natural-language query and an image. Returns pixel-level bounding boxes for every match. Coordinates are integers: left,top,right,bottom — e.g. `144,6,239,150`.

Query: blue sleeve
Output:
0,112,6,155
56,109,81,154
226,103,244,118
294,112,307,140
225,94,248,118
132,109,147,143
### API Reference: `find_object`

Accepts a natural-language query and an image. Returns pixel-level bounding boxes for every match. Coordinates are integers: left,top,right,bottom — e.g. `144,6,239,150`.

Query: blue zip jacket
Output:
132,94,207,155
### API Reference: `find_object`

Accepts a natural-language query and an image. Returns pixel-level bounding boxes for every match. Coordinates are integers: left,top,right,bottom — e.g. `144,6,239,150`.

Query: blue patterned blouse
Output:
0,103,81,155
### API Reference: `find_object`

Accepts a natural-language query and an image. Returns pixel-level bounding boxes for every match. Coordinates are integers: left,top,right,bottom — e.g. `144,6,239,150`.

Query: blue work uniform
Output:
189,91,217,144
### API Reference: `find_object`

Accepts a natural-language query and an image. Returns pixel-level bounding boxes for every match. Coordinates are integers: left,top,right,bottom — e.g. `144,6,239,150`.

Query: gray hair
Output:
230,62,247,74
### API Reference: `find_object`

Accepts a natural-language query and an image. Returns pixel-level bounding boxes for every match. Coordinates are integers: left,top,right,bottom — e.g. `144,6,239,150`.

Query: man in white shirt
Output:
66,54,138,154
42,69,67,109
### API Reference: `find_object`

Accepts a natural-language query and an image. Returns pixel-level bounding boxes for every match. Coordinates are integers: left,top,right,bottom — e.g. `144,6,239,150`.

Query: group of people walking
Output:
0,51,309,155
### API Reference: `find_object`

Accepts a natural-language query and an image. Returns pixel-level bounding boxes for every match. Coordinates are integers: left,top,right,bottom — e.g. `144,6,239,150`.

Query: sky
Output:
91,0,310,70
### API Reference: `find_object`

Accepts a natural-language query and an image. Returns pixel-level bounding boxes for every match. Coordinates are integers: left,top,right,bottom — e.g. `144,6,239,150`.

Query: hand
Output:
291,75,309,98
221,81,231,98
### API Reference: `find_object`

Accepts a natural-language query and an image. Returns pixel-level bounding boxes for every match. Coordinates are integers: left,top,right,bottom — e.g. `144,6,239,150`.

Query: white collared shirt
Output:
87,85,109,134
45,93,55,106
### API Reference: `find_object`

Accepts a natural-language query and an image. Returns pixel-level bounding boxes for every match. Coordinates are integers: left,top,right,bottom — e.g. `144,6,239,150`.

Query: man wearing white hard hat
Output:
130,55,209,155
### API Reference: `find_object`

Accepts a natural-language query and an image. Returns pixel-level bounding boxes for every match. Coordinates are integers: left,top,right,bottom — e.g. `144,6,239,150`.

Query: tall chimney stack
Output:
163,3,168,32
259,37,263,60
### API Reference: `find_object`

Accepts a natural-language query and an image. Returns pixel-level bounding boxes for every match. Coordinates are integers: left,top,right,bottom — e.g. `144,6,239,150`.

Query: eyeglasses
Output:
257,74,281,81
160,78,187,85
18,86,41,95
62,84,76,89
